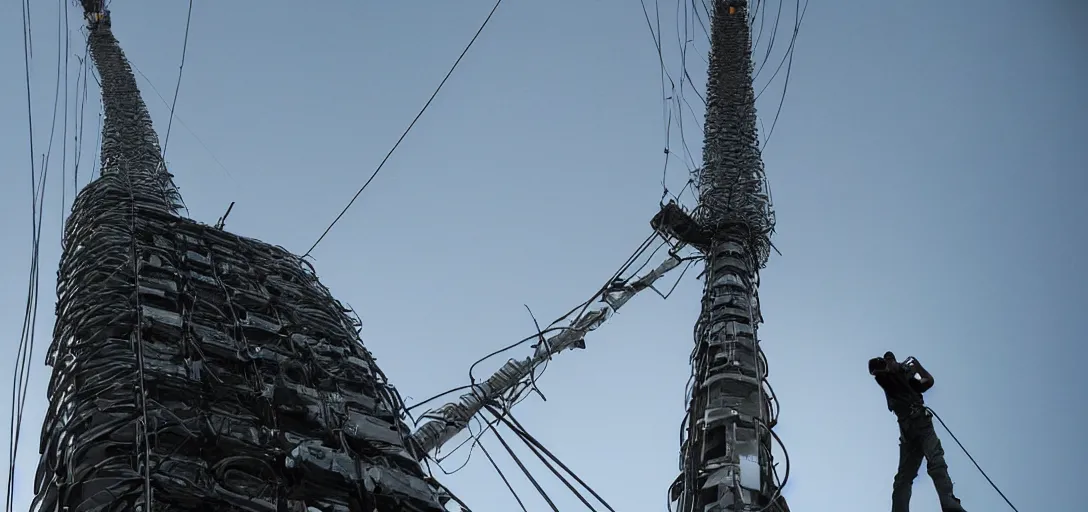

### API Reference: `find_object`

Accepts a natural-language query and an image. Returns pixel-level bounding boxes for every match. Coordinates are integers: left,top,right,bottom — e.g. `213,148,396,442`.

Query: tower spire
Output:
672,1,789,510
83,3,183,213
32,6,447,510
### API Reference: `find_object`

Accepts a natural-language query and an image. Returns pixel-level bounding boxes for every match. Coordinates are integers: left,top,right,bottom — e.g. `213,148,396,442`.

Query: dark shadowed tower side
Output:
31,6,446,511
671,1,789,511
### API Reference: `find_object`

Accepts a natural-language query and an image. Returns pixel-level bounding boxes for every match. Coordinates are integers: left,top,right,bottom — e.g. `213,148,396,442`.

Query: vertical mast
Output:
674,1,788,510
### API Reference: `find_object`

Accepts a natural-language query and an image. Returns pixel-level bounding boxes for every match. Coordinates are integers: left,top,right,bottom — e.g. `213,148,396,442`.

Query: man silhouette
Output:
869,351,966,512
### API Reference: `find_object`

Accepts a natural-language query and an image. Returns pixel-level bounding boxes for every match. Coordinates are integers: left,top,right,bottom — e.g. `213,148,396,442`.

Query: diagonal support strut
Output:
409,237,684,459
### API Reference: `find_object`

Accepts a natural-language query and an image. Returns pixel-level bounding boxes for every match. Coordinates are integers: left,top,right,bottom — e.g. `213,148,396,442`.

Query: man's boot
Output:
938,494,966,512
933,476,966,512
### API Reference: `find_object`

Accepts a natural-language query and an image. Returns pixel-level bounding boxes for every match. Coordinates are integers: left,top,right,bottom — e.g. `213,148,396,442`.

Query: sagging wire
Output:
422,457,477,512
41,0,67,201
649,7,804,504
500,235,676,410
653,256,697,300
70,15,100,193
7,0,63,507
160,0,194,163
501,238,701,414
72,27,91,201
671,364,788,512
417,410,533,510
753,0,807,152
927,407,1020,512
414,230,696,474
434,401,616,511
432,414,488,472
763,373,781,427
304,0,505,258
672,0,700,173
676,379,710,512
484,404,617,512
430,411,507,476
405,385,477,417
131,63,236,182
641,0,692,209
412,234,664,472
416,410,528,507
520,305,550,403
122,159,155,509
473,440,529,512
61,0,71,223
638,0,671,194
464,231,659,388
482,411,560,512
436,481,476,512
422,441,520,512
675,248,773,512
647,0,707,208
7,139,48,512
645,0,806,213
420,459,478,512
751,417,791,512
91,101,102,181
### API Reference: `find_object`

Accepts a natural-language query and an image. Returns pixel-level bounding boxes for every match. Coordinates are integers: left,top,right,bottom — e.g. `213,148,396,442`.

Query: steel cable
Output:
927,407,1020,512
304,0,505,257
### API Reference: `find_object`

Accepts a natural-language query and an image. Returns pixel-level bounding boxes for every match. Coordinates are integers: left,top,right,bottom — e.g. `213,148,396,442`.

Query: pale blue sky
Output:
2,1,1084,511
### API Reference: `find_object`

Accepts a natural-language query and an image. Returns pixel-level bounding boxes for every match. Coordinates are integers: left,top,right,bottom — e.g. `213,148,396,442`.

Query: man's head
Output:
883,351,896,362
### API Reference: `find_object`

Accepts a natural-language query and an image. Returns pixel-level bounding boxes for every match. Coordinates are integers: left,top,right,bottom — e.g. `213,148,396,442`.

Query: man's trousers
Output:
891,409,966,512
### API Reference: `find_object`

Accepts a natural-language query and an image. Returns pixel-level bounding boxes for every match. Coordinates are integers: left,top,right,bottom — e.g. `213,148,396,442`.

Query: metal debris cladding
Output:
673,1,789,511
30,8,446,512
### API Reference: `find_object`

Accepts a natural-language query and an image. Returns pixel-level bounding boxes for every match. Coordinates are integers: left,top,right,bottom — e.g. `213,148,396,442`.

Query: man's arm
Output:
906,357,935,392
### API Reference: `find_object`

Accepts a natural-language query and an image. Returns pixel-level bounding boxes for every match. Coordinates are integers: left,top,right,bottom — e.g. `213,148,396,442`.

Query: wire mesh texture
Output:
30,11,447,512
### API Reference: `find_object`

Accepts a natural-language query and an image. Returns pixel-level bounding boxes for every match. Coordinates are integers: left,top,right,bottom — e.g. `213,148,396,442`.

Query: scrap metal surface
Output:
30,10,445,512
85,12,182,214
675,1,789,511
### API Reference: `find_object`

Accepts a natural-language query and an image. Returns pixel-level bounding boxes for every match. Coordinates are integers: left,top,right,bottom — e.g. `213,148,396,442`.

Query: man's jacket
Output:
869,356,935,416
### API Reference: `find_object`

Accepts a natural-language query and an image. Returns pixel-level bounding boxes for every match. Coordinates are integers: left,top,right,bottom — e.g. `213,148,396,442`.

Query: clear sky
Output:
1,1,1084,511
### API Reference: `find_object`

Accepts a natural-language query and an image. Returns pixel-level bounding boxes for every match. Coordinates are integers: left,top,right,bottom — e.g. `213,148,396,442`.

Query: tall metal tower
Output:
670,1,789,510
31,5,447,511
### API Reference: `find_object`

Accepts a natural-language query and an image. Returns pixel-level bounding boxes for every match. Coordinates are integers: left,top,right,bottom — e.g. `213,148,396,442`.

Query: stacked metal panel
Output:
31,12,446,512
674,1,789,511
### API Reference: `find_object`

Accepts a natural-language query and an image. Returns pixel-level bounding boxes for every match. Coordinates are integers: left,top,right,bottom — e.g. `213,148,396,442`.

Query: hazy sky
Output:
1,1,1084,511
